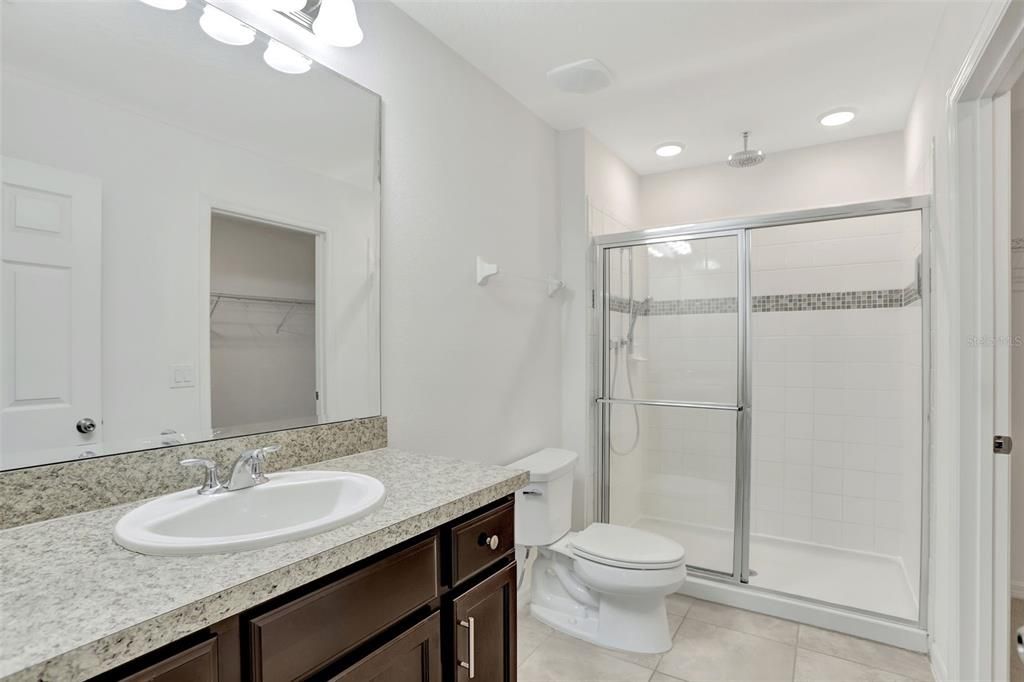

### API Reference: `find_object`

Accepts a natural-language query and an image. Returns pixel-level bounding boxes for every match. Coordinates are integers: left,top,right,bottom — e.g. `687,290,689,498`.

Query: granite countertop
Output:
0,448,528,682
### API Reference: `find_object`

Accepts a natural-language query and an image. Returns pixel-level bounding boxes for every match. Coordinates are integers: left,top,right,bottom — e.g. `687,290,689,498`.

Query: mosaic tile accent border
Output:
751,289,904,313
609,284,921,316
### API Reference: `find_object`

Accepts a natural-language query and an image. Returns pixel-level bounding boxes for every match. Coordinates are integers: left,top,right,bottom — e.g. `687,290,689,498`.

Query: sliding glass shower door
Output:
596,198,928,626
599,231,747,577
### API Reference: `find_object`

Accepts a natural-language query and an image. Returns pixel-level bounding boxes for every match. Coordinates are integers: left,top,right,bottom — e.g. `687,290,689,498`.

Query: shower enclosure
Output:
594,197,929,637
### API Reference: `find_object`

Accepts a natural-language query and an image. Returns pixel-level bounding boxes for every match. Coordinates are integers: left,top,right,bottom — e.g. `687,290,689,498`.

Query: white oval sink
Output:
114,471,386,556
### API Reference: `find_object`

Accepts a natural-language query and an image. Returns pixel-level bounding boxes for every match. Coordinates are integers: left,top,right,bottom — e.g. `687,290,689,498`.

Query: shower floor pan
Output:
632,517,918,621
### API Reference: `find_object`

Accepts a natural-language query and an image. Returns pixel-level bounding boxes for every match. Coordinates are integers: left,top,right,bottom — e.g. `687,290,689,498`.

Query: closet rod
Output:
209,291,315,306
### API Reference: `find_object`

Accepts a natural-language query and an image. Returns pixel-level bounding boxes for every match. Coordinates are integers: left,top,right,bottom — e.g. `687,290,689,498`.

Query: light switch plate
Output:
169,363,195,389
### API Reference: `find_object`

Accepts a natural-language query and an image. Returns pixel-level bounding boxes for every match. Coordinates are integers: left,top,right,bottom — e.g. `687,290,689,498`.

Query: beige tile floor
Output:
518,596,934,682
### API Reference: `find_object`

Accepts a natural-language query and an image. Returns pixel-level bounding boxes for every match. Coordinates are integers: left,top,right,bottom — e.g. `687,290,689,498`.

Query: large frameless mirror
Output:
1,1,381,469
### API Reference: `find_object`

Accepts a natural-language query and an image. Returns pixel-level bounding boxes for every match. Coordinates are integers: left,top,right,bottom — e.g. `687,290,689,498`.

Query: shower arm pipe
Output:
593,393,745,409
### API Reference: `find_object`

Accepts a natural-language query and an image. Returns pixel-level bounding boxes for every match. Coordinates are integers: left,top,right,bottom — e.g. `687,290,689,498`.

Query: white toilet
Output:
510,448,687,654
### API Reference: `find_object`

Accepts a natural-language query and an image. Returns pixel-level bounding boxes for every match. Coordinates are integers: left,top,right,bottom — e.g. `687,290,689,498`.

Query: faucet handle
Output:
180,458,222,495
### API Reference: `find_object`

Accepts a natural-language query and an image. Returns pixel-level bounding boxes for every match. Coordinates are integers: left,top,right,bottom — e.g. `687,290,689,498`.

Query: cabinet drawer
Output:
118,637,218,682
327,612,441,681
247,536,439,682
449,500,514,586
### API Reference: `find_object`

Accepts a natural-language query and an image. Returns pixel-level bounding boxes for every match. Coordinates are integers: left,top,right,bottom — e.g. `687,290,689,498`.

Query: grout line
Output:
795,625,931,680
680,609,800,648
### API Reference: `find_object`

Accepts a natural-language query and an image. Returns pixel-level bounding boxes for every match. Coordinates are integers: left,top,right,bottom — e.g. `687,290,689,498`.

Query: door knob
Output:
76,418,97,434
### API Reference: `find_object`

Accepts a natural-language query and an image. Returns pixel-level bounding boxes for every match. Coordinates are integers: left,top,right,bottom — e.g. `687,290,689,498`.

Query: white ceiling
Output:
394,0,949,175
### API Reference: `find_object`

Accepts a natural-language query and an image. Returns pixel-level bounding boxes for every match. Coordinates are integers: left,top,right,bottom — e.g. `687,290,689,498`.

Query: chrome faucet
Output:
180,445,280,495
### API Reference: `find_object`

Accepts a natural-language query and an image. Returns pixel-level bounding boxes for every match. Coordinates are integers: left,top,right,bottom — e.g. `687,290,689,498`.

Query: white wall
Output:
901,2,997,678
219,1,563,466
640,132,908,228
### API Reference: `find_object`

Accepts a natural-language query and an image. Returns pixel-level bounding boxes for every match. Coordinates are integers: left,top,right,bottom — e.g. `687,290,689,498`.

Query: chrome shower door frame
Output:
592,196,931,631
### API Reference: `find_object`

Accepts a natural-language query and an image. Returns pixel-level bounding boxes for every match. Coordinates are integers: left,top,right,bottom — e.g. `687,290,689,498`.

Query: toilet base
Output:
528,548,682,654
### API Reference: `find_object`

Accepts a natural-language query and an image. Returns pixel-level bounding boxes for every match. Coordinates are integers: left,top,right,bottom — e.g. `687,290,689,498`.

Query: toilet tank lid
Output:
507,448,578,482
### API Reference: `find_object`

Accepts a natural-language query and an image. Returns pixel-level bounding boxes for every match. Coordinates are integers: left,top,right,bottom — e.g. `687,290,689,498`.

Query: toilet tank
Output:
507,448,578,546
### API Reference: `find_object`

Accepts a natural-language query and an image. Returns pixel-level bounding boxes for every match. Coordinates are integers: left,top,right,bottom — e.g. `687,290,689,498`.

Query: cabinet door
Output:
451,563,516,682
328,613,441,682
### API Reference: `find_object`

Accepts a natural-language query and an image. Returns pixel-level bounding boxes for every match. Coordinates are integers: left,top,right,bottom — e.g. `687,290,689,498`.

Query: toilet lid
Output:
569,523,686,570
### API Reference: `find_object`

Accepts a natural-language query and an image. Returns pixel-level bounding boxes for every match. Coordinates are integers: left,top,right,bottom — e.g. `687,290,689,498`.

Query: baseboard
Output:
1011,580,1024,600
929,640,949,682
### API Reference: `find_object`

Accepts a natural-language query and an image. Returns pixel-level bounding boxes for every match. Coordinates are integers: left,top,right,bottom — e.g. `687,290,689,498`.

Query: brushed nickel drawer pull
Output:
479,533,500,550
458,617,475,678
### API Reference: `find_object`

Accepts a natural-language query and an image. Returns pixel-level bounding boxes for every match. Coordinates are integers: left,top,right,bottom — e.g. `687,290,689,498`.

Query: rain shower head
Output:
727,131,766,168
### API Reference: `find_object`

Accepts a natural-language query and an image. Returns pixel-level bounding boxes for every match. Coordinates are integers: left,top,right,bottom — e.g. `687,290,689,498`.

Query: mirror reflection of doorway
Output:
209,214,318,431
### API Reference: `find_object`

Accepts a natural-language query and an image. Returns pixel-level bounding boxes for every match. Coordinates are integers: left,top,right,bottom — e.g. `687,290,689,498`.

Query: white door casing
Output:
948,1,1022,678
1,157,102,469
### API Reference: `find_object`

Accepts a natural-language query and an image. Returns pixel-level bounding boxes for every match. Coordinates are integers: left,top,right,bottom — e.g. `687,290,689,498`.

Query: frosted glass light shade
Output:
264,40,312,74
199,5,256,46
140,0,187,9
265,0,307,10
313,0,364,47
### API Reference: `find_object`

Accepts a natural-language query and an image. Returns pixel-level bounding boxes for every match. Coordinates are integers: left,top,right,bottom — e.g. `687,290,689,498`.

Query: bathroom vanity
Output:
99,497,516,682
0,448,527,682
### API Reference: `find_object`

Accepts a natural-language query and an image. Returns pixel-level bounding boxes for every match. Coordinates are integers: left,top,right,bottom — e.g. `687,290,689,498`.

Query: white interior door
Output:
1,157,102,468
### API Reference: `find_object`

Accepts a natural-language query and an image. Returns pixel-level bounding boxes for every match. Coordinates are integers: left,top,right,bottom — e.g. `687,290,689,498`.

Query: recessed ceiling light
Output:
199,5,256,46
139,0,187,9
819,109,856,127
264,39,312,74
655,143,684,158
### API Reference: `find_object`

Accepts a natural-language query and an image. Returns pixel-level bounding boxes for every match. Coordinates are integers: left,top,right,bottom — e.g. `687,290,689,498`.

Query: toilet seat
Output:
569,523,686,570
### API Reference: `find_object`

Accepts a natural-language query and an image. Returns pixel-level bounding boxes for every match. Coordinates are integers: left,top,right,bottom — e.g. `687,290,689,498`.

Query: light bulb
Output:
199,5,256,46
265,0,307,10
264,39,312,74
819,110,856,127
655,143,683,158
140,0,187,9
313,0,364,47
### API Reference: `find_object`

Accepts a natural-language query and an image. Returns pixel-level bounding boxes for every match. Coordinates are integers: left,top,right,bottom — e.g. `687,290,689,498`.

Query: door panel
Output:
329,613,442,682
1,157,102,468
452,563,515,682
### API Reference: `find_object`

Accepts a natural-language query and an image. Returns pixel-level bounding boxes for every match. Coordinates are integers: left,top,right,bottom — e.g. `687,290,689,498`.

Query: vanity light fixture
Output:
139,0,187,9
655,143,684,158
264,40,312,74
819,109,856,127
313,0,364,47
265,0,307,10
199,5,256,46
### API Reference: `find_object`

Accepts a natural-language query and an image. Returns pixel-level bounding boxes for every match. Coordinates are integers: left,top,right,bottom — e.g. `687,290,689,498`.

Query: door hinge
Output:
994,435,1013,455
591,289,596,308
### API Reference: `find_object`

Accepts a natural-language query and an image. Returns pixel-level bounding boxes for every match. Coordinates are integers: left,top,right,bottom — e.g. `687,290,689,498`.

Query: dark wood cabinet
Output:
326,613,442,682
452,563,517,682
93,496,515,682
247,537,439,682
118,637,219,682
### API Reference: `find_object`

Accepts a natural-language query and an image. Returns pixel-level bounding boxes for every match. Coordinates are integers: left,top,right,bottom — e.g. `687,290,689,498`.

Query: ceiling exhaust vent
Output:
547,59,613,95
